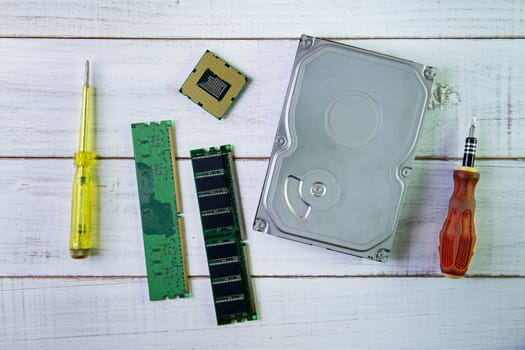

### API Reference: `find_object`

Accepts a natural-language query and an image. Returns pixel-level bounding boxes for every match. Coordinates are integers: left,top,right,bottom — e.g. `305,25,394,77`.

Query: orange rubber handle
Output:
438,167,480,278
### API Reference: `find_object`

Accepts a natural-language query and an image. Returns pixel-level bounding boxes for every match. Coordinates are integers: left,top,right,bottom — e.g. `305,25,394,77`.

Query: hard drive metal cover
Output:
253,35,435,262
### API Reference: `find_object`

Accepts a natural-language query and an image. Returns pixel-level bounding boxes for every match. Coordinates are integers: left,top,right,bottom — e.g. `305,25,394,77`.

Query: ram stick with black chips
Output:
190,145,257,325
131,121,190,300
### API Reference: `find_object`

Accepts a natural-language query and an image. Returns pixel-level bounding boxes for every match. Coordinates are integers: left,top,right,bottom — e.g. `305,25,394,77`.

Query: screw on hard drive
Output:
254,218,267,231
424,66,437,80
401,167,412,178
276,135,286,147
300,36,313,49
311,182,327,197
375,249,390,262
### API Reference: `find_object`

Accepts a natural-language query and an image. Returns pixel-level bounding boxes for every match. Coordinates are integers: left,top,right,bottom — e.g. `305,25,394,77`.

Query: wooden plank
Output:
1,159,523,277
0,1,523,38
0,277,523,349
0,39,523,158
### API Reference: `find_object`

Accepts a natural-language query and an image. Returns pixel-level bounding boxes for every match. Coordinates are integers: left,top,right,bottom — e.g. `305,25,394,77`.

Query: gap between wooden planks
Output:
0,277,523,349
1,159,524,277
0,0,523,38
0,39,523,158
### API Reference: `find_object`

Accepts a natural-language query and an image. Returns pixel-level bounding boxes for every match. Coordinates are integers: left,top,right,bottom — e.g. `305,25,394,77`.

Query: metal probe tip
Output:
468,117,476,138
84,60,90,86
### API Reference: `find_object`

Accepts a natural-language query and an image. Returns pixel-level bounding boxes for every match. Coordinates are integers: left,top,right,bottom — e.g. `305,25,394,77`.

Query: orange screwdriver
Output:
438,118,480,278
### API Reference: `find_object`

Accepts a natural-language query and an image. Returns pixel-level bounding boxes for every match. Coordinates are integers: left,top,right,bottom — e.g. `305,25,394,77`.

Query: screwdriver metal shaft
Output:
70,61,96,259
438,118,480,277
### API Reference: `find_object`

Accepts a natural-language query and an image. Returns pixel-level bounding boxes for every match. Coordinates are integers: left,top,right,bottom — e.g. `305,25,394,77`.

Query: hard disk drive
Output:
253,35,435,262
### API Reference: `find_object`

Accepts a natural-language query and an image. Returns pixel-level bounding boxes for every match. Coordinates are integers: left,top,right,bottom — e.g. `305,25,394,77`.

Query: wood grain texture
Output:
1,277,524,349
1,0,524,39
0,39,523,158
1,158,523,277
2,2,525,348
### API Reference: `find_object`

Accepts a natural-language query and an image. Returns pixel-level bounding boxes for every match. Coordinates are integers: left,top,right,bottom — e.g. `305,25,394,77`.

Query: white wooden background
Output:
1,1,524,349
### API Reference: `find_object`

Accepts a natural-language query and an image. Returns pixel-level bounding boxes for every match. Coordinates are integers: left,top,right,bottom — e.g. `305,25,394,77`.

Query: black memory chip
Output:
192,155,225,173
195,174,228,193
211,279,244,298
198,193,230,212
209,260,242,279
206,241,237,260
201,211,233,230
198,69,231,101
215,298,247,317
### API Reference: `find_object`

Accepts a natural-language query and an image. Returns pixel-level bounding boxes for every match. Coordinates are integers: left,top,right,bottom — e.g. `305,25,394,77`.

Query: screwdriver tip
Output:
468,117,477,138
84,60,90,86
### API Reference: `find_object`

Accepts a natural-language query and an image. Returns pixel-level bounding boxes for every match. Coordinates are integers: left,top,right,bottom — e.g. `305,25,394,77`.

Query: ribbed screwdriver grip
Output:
438,168,480,278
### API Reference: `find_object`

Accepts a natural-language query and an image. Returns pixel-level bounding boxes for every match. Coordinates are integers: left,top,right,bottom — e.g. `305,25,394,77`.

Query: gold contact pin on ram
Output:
167,124,189,292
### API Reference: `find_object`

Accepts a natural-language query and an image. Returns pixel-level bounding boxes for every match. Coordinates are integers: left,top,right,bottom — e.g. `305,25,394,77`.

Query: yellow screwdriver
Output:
70,61,96,259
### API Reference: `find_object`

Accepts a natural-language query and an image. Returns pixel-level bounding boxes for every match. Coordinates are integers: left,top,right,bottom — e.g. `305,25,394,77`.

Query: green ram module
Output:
190,145,257,325
131,120,190,300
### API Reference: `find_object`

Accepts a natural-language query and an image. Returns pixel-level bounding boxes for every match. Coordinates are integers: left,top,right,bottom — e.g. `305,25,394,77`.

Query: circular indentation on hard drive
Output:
325,92,381,148
300,169,340,210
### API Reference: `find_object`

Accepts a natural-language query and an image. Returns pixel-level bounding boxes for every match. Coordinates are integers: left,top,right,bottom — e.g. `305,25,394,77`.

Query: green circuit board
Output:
131,120,190,300
190,145,257,325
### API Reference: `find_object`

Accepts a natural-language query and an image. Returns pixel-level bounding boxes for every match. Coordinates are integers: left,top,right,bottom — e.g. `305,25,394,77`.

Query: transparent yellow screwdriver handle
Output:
70,151,95,258
70,61,95,259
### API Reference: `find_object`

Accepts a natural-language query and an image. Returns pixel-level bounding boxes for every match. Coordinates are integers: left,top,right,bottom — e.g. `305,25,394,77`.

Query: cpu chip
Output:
180,51,248,119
